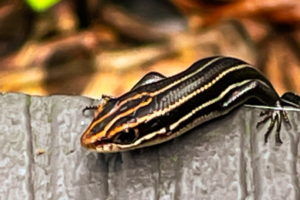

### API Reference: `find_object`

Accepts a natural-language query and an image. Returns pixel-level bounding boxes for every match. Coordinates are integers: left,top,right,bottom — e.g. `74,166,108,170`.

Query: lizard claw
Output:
257,101,291,144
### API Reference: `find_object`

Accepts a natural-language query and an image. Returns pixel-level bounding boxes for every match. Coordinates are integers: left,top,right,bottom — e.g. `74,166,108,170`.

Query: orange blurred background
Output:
0,0,299,98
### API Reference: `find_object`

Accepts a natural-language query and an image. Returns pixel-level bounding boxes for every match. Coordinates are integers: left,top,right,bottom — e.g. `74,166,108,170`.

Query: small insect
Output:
81,56,296,153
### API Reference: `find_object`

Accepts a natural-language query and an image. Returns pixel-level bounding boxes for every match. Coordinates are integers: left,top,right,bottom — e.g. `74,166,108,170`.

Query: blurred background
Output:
0,0,299,98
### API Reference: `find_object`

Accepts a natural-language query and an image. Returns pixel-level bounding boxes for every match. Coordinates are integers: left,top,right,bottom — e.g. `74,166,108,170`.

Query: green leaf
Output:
26,0,61,12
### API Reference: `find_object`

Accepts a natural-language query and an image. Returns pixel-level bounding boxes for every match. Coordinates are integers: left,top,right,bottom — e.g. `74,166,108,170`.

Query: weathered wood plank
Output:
0,93,299,200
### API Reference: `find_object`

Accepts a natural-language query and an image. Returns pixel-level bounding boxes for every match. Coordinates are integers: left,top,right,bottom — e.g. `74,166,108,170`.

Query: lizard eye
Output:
113,129,139,144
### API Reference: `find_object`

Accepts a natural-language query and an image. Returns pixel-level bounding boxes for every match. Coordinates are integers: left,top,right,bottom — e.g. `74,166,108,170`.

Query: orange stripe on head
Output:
105,112,156,138
88,92,152,131
103,96,153,138
82,95,153,145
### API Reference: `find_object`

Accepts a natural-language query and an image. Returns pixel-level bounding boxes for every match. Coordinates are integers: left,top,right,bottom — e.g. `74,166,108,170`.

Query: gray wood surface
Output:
0,92,299,200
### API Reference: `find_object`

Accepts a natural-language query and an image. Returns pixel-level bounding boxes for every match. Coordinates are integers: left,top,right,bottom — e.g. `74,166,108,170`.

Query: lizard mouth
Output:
81,127,174,153
95,133,173,153
81,136,111,150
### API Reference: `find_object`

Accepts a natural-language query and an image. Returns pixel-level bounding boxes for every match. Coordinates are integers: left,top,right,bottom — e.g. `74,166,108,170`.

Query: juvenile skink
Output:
81,56,292,153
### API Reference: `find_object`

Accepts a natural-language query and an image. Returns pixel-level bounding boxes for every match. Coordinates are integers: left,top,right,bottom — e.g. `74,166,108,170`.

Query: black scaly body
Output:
81,56,291,152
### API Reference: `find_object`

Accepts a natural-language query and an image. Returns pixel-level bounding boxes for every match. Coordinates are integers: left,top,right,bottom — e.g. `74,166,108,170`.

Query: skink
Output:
81,56,293,153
